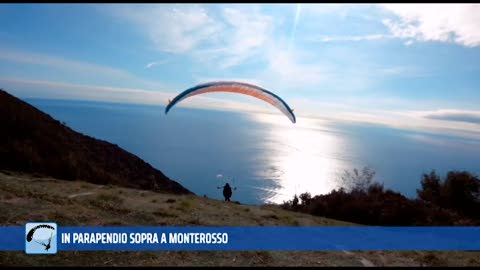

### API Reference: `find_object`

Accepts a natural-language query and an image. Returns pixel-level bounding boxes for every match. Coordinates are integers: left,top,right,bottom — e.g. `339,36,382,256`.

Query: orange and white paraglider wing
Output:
165,81,296,124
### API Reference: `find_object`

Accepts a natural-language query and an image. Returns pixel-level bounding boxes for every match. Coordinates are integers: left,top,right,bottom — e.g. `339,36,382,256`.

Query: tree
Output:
292,194,299,208
339,166,377,192
417,170,442,205
299,192,312,206
417,170,480,218
442,171,480,216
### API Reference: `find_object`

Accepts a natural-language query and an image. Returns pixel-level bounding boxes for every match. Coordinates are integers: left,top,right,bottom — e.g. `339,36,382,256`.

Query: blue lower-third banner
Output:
1,225,480,253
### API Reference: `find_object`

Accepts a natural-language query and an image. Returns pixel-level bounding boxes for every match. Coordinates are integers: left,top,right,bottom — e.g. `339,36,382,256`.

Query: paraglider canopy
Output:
165,81,296,124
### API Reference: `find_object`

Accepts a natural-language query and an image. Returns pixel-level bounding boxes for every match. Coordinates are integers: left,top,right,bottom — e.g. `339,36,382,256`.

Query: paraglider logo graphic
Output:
25,223,57,254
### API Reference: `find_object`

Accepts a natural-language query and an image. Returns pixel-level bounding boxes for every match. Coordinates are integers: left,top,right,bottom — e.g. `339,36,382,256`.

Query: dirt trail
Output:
68,192,95,198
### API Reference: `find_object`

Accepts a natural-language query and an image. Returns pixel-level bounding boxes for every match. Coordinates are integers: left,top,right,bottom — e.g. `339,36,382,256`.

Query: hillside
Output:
1,171,480,267
0,89,191,195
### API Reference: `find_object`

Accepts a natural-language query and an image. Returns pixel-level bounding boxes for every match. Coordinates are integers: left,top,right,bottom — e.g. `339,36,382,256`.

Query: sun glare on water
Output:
247,113,351,204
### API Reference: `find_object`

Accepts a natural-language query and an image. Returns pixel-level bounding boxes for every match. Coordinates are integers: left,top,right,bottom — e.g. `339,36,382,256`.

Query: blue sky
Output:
1,4,479,139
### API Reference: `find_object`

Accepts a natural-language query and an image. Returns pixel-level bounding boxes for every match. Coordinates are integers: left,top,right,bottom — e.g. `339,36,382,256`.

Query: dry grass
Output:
1,171,479,267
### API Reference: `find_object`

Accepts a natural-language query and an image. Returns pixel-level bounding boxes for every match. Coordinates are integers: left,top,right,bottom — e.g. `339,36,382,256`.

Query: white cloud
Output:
144,60,167,69
378,65,431,78
334,110,480,141
109,4,222,54
214,7,274,68
262,47,332,90
107,5,275,69
301,3,365,15
282,97,480,141
311,34,392,43
0,78,172,105
306,4,480,47
0,47,129,79
0,47,165,90
145,62,157,69
418,109,480,125
381,4,480,47
192,76,263,86
190,6,275,69
404,40,414,46
303,4,480,48
104,4,375,90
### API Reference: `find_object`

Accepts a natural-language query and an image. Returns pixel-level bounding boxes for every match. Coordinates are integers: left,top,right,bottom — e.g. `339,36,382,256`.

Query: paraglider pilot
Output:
219,183,233,202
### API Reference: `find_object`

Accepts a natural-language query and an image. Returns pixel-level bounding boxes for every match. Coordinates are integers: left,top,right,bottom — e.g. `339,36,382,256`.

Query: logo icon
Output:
25,223,57,254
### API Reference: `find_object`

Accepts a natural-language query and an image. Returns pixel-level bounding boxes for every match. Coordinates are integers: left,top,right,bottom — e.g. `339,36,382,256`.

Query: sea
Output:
25,98,480,205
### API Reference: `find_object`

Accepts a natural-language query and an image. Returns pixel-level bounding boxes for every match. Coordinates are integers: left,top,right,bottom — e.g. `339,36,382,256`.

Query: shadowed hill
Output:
0,89,192,195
